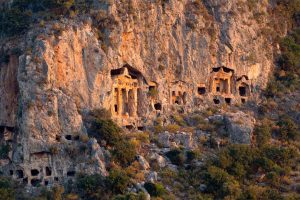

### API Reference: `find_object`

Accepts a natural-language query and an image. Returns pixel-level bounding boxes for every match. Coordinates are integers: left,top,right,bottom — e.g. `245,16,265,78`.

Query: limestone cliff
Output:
0,0,289,186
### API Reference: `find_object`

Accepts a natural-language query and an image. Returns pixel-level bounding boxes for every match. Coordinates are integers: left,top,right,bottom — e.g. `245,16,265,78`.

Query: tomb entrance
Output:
111,66,140,118
210,66,234,95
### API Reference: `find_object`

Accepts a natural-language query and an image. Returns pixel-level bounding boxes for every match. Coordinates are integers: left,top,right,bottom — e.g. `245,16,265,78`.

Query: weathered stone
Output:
157,132,171,148
149,153,166,168
224,111,255,144
146,171,158,183
88,138,108,176
137,155,150,170
0,0,279,185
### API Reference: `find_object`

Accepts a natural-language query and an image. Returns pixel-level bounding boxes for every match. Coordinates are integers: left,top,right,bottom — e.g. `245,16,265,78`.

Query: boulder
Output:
88,138,108,176
149,153,166,168
157,131,171,148
146,171,158,182
224,111,255,144
174,132,195,149
137,155,150,170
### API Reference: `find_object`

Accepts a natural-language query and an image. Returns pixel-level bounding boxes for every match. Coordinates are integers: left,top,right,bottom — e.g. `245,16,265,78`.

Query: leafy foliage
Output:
87,109,136,167
144,182,166,197
0,0,93,36
165,149,185,166
266,28,300,97
0,177,15,200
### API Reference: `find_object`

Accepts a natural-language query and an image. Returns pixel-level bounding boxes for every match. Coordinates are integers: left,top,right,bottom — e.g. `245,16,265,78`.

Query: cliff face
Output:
0,0,287,186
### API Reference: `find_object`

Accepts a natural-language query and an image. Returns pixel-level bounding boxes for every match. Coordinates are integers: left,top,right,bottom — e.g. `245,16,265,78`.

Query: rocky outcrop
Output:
157,131,196,149
224,111,255,144
0,0,285,185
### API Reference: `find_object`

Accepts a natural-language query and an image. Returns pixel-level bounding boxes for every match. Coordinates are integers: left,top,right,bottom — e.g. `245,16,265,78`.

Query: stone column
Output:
133,88,138,117
117,87,122,116
227,78,231,94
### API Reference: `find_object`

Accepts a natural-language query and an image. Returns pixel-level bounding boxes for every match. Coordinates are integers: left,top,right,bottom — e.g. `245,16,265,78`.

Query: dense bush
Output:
277,115,300,140
112,139,136,167
90,118,122,146
0,0,93,36
144,182,166,197
87,109,136,167
265,28,300,97
165,149,185,166
107,169,131,195
76,174,108,199
113,192,148,200
254,121,272,147
0,144,10,159
0,177,15,200
187,144,300,199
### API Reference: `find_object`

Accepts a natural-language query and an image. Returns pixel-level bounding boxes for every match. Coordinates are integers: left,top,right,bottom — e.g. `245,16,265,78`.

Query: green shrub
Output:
107,169,131,195
255,122,272,147
204,166,241,199
0,177,15,200
87,109,136,167
0,145,10,159
90,119,122,146
76,174,109,199
88,108,112,121
113,192,147,200
165,149,184,166
112,139,136,167
186,150,200,163
0,8,31,36
266,28,300,97
164,124,180,133
147,88,158,98
277,115,300,140
144,182,166,197
52,186,64,200
171,114,187,126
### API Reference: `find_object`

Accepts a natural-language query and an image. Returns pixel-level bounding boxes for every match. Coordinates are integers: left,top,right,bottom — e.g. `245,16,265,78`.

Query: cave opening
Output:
225,98,231,105
213,99,220,104
198,87,206,95
31,169,39,176
154,103,162,111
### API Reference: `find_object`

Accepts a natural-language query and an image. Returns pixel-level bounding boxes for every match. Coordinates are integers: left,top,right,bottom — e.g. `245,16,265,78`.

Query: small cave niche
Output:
183,92,187,105
23,177,28,184
114,104,118,113
67,171,76,177
73,135,80,141
0,126,4,135
16,170,24,179
9,170,13,176
54,177,59,182
44,180,49,186
45,167,52,176
149,86,155,92
241,98,246,104
125,125,134,130
239,86,247,97
198,87,206,95
216,86,220,92
225,98,231,105
31,169,39,176
137,126,144,131
175,100,180,105
213,99,220,105
154,103,162,111
65,135,72,140
172,91,176,96
55,135,61,142
31,179,41,187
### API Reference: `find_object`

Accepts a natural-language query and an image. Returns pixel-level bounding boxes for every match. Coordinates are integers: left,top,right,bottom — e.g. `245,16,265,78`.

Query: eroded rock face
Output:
0,0,285,186
224,111,256,144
